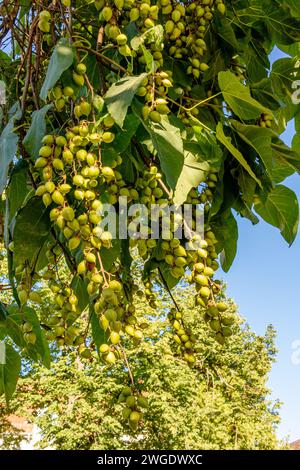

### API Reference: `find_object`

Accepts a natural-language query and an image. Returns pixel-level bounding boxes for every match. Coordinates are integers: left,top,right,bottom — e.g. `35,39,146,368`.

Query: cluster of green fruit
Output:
118,386,148,431
160,0,225,78
259,113,274,128
15,264,42,306
46,63,87,112
168,308,197,364
138,73,173,122
45,281,84,347
48,85,74,112
202,300,235,345
95,280,144,359
38,10,51,33
21,321,37,346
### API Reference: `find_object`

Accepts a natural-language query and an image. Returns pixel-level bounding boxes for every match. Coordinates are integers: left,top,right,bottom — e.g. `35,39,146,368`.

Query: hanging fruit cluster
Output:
5,0,253,431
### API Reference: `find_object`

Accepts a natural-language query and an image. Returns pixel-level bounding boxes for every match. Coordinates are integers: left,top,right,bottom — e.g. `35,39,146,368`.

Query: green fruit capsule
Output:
222,326,232,337
102,6,113,21
129,411,141,422
35,185,46,197
210,319,221,332
62,149,74,164
24,332,37,345
130,8,139,21
217,301,228,312
80,101,91,116
122,407,132,419
217,3,226,15
40,10,51,21
42,135,54,145
50,208,60,221
76,63,86,75
200,286,211,298
76,149,87,161
59,183,71,194
114,0,124,10
122,386,131,396
118,45,132,57
63,86,74,97
56,136,67,147
39,145,52,158
73,174,85,186
69,237,81,250
62,206,75,221
52,190,64,206
74,105,82,119
45,181,55,193
149,110,161,123
126,396,135,408
175,256,187,267
38,20,50,33
42,193,52,207
110,331,120,345
116,33,127,45
195,274,209,286
35,157,48,169
207,306,219,318
109,280,122,291
52,158,64,171
102,132,115,143
105,351,116,364
72,72,85,87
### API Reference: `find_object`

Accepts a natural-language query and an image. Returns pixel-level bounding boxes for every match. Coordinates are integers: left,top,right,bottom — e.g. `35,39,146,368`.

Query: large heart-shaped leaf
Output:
255,185,299,245
148,116,184,190
23,104,53,159
104,73,147,128
0,343,21,403
218,71,268,120
0,104,21,195
216,123,262,187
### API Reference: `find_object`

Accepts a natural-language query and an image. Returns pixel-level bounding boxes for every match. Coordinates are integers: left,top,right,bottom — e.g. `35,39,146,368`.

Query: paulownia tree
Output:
0,0,300,429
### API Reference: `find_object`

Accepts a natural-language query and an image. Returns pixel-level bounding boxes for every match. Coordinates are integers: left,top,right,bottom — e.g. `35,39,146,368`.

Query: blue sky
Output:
222,49,300,442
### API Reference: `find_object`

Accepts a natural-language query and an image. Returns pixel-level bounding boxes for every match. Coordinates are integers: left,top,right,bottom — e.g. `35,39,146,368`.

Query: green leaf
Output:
255,185,299,245
0,104,21,195
216,123,262,187
0,302,7,322
71,276,89,312
174,143,210,205
283,0,300,17
40,39,74,101
211,210,238,272
104,73,148,128
272,138,300,183
100,240,120,271
6,160,31,226
23,104,53,160
251,79,280,111
111,112,140,153
231,121,273,177
148,116,184,190
13,196,51,271
158,261,180,290
0,344,21,404
6,306,50,368
218,71,268,120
